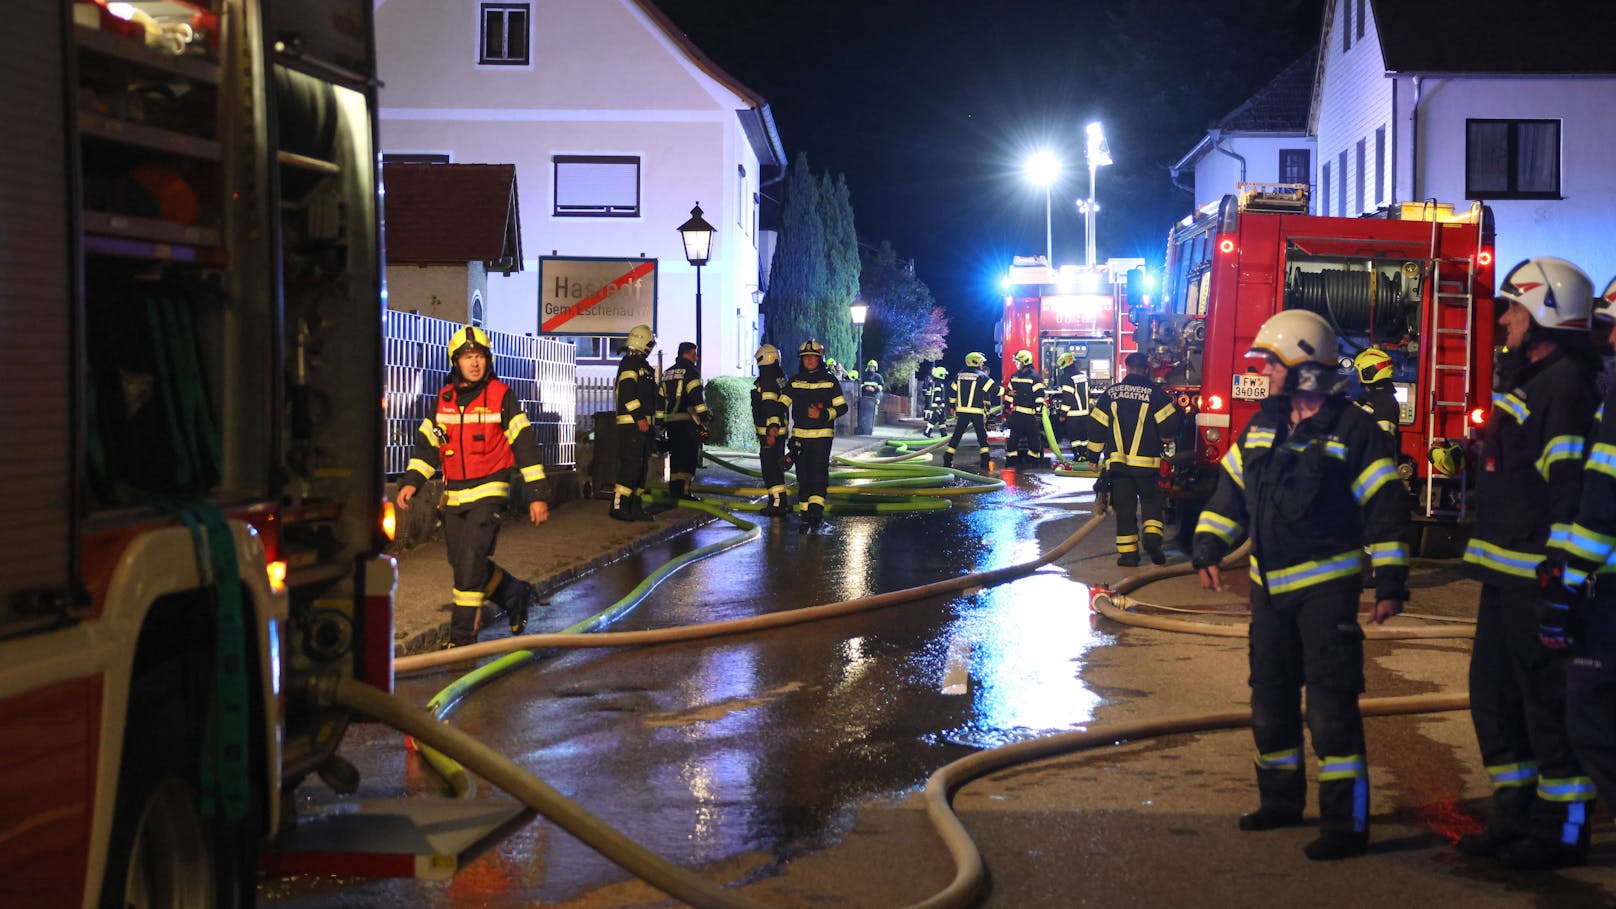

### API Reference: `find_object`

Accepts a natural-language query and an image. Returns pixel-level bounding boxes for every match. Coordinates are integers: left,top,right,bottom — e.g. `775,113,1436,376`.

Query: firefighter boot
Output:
1144,535,1167,566
979,453,991,474
942,451,954,469
628,492,656,522
609,488,636,522
1499,832,1589,870
1304,830,1369,861
1456,781,1533,856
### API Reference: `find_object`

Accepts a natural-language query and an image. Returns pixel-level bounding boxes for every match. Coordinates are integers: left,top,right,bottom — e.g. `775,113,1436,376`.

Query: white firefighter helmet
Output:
1249,309,1337,368
448,324,492,363
1596,276,1616,327
626,324,655,353
1499,257,1593,331
798,338,825,359
754,343,780,366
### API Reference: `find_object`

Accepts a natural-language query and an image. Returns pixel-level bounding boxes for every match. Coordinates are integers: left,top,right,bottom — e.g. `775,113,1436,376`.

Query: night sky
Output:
652,0,1325,365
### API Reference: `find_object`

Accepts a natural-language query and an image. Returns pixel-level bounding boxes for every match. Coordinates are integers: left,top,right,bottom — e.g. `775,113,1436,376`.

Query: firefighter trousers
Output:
759,434,787,501
1064,415,1087,458
1568,587,1616,809
1469,582,1595,845
1109,465,1164,556
795,437,833,519
667,422,702,486
856,395,878,435
946,413,990,465
1008,411,1042,461
614,423,651,503
1249,581,1369,834
443,499,531,645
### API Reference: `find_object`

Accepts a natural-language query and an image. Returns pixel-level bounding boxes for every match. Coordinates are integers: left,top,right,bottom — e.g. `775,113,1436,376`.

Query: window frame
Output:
478,2,532,68
1464,118,1562,200
1354,138,1366,214
1374,126,1386,206
1336,149,1348,216
1343,0,1352,52
1278,148,1310,186
552,155,642,219
1355,0,1366,40
1320,161,1332,216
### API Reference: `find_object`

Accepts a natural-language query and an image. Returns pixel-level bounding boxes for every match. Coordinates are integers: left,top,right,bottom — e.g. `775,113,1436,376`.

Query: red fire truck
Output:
1151,183,1495,551
1,1,393,905
997,255,1150,395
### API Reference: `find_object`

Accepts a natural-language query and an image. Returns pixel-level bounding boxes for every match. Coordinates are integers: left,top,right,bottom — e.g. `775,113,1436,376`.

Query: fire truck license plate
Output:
1232,374,1270,400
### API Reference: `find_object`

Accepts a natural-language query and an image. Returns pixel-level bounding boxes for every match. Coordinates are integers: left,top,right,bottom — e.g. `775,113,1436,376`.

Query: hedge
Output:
705,375,757,449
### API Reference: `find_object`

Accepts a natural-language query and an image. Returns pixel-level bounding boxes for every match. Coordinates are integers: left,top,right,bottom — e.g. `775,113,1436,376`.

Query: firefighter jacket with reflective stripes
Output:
861,371,884,398
781,367,846,439
402,378,546,506
1463,352,1599,590
925,379,948,411
614,351,658,426
1559,394,1616,587
1085,374,1183,468
659,356,708,423
1004,366,1045,414
1354,383,1400,436
1057,364,1091,417
950,368,1000,415
1192,395,1410,601
751,364,788,435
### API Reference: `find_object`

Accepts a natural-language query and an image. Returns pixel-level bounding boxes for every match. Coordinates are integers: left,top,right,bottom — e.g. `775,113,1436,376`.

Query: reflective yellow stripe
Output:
444,481,510,506
1486,761,1538,788
1013,406,1038,414
1255,747,1302,770
1536,434,1586,480
417,419,440,447
1129,402,1148,457
1367,541,1410,568
1538,776,1596,802
1318,754,1367,781
436,412,503,424
792,380,838,389
1142,519,1164,535
1153,402,1177,424
1090,408,1111,427
405,458,436,480
1462,540,1541,579
1352,458,1398,504
1261,549,1362,594
1222,445,1245,490
618,370,638,383
616,413,638,425
1196,510,1244,544
686,379,702,392
1107,453,1162,469
664,413,692,422
623,399,641,412
520,464,545,483
795,428,835,439
505,412,532,443
452,588,484,607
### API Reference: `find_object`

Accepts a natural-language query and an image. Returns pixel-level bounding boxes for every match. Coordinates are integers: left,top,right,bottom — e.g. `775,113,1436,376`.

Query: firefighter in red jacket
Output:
1459,257,1600,869
1194,309,1409,861
397,325,550,647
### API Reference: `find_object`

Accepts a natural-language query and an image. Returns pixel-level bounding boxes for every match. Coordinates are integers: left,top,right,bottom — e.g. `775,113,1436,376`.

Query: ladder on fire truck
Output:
1422,201,1485,519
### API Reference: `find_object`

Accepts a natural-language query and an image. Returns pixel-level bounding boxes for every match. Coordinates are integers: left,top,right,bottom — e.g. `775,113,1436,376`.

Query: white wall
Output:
1418,77,1616,283
1315,0,1394,216
1191,135,1315,211
375,0,767,375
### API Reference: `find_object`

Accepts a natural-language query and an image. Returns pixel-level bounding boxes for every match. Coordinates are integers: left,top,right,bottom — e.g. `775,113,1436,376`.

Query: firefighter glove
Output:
1536,557,1581,651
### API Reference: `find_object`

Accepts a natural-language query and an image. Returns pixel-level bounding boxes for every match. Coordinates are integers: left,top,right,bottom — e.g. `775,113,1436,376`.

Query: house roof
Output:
381,164,522,268
1217,49,1316,132
1172,49,1315,173
632,0,787,168
1369,0,1616,74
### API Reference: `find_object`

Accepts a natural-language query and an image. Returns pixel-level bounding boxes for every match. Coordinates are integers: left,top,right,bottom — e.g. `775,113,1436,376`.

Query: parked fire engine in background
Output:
1151,184,1495,553
995,255,1151,451
1,2,395,906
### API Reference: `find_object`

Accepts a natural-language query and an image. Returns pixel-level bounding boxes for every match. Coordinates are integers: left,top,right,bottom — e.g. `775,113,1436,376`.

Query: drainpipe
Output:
1410,76,1423,201
1209,129,1248,184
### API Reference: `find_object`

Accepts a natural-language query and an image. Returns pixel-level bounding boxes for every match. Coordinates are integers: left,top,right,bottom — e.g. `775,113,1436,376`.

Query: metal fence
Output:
383,311,577,475
576,375,616,424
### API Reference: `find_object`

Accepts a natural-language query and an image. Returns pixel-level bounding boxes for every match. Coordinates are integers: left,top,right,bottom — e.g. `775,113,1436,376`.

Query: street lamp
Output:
1082,122,1112,268
1024,150,1061,264
850,298,868,376
676,202,716,353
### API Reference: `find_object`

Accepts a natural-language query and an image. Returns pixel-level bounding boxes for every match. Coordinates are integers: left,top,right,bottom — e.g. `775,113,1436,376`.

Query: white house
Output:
1171,50,1317,214
373,0,787,377
1312,0,1616,281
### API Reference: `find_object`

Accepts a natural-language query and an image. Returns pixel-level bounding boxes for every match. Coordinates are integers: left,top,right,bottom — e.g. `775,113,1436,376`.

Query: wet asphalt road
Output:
263,468,1110,907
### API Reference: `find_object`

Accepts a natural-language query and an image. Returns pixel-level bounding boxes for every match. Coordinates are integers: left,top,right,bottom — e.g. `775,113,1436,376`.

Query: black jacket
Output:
1004,365,1045,413
1463,351,1599,590
1354,382,1400,436
614,351,658,426
1085,374,1183,468
750,363,788,435
782,366,846,438
1193,395,1410,602
659,355,708,423
1057,364,1092,417
950,368,1000,414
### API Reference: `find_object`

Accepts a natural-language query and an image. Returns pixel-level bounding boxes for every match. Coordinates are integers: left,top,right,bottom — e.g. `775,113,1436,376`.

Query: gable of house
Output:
382,163,521,267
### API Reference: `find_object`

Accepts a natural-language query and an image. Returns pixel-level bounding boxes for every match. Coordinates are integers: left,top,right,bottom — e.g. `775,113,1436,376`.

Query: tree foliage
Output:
818,173,860,365
762,153,827,359
859,241,948,388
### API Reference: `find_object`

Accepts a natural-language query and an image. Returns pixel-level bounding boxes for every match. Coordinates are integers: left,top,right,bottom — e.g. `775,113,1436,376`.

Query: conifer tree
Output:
762,154,826,360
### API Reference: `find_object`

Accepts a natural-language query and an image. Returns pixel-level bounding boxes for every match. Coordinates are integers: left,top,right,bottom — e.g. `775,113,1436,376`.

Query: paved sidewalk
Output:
387,421,922,654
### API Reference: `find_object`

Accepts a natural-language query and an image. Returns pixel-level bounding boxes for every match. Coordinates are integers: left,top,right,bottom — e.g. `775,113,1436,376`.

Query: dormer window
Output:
480,3,531,67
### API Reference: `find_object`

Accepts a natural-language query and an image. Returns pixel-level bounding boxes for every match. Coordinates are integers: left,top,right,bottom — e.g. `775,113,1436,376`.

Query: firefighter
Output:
1087,352,1183,566
782,339,845,535
1459,257,1601,869
1352,347,1400,437
1192,309,1410,861
659,341,709,502
751,343,791,516
1003,349,1046,466
396,325,550,647
1593,279,1616,397
945,352,1000,472
609,324,658,523
923,366,950,438
857,358,883,435
1055,351,1093,464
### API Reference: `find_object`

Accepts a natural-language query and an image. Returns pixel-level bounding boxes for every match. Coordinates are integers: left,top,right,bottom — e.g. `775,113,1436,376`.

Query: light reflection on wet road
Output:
263,468,1103,907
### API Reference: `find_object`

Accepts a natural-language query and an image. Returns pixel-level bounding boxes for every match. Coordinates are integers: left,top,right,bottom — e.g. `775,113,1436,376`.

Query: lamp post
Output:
676,203,716,353
1082,122,1112,268
1024,150,1061,264
849,298,868,373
